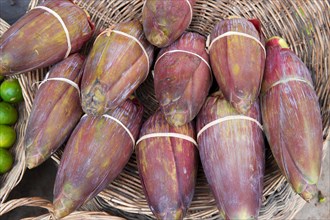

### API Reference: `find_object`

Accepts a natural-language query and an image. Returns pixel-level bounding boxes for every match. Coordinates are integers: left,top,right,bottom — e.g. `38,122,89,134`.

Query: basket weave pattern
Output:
0,0,329,219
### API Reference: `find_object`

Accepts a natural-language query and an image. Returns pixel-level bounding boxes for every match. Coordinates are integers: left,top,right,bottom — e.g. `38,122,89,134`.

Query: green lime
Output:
0,125,16,148
0,78,24,103
0,148,14,174
0,102,18,125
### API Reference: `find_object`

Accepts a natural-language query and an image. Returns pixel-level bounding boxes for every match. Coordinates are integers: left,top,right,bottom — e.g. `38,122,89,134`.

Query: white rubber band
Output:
185,0,193,25
268,77,314,91
109,30,150,77
207,31,266,57
155,50,211,71
34,6,71,58
197,115,263,139
81,114,135,147
38,72,80,95
136,132,197,147
103,114,136,147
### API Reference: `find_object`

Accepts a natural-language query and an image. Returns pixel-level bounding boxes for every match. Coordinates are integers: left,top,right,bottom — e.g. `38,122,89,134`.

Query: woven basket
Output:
1,0,329,219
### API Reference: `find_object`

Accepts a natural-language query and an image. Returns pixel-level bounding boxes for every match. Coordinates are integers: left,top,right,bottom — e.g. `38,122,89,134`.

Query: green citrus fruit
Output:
0,78,24,103
0,148,14,174
0,102,18,125
0,125,16,148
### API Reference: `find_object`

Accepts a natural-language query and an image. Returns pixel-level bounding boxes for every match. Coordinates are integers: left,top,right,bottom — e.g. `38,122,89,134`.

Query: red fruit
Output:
154,32,212,126
24,53,84,169
197,91,265,219
142,0,196,47
136,110,198,220
261,36,323,201
81,20,154,116
53,97,143,218
0,0,94,76
208,17,265,114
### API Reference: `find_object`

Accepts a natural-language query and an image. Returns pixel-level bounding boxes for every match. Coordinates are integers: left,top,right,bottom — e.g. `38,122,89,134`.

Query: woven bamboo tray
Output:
1,0,329,219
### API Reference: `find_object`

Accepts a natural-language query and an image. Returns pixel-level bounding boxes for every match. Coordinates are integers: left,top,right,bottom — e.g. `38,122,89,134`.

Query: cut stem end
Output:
266,36,289,49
